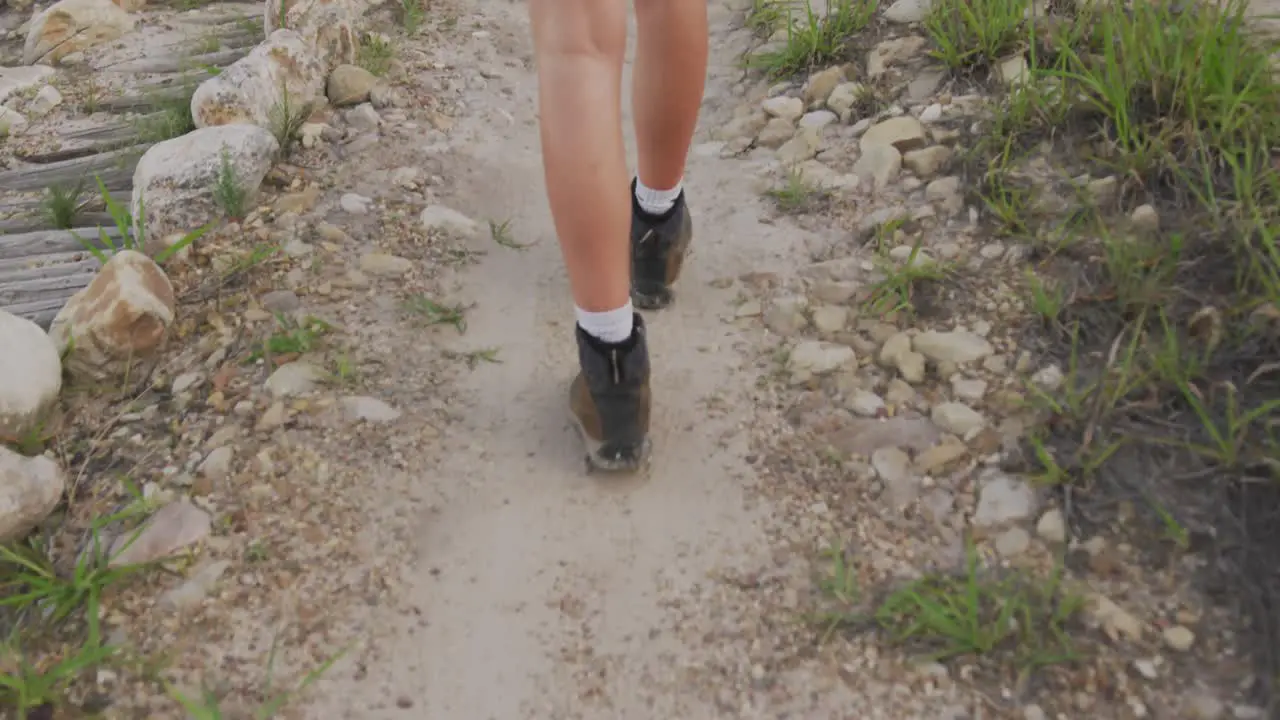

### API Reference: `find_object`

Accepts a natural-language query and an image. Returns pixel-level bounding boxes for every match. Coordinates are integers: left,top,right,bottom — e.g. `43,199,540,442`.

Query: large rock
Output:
190,29,326,130
264,0,362,71
326,64,377,106
913,329,994,364
22,0,134,65
132,124,279,243
109,498,211,567
47,250,176,384
0,311,61,441
860,116,928,152
0,447,65,541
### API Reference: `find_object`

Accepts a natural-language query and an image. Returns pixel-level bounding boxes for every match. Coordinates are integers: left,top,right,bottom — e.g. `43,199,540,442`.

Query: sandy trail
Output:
314,2,826,717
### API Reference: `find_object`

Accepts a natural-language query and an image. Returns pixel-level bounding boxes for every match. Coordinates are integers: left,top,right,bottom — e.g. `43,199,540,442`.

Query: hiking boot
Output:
630,180,693,310
568,314,652,473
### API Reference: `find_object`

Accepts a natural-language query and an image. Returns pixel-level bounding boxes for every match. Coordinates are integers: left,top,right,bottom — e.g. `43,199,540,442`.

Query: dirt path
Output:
310,3,836,717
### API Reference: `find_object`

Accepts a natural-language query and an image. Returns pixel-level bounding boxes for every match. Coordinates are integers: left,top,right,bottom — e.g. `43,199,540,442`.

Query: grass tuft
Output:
746,0,879,78
211,148,249,221
41,180,85,230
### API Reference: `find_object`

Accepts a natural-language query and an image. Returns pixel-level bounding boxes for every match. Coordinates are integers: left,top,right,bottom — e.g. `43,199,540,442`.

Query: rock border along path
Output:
0,0,365,326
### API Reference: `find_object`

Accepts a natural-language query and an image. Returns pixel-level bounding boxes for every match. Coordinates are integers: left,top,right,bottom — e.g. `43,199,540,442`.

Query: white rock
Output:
790,340,856,377
867,36,929,80
0,311,61,440
421,205,480,239
109,498,211,567
902,145,952,178
359,253,413,277
27,84,61,115
826,82,865,117
1162,625,1195,651
884,0,932,22
852,144,902,190
1031,364,1065,391
1035,508,1066,543
799,110,838,129
761,95,804,122
345,103,381,132
340,395,401,423
23,0,134,65
198,446,234,480
810,305,849,334
849,390,886,417
0,446,65,541
995,526,1030,556
972,470,1037,527
950,376,987,402
339,193,371,214
919,103,943,123
1085,592,1143,642
998,54,1030,86
264,362,325,397
131,125,279,245
931,402,985,435
390,166,421,188
776,127,821,166
897,351,926,383
861,116,928,152
1022,706,1048,720
879,331,913,366
191,29,326,130
913,330,994,364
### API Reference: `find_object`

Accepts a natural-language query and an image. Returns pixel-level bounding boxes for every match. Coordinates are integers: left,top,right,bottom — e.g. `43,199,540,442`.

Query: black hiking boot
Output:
568,314,652,473
630,180,693,310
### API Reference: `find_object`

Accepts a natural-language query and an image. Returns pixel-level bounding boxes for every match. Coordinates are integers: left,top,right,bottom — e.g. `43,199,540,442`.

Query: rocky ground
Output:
1,0,1278,716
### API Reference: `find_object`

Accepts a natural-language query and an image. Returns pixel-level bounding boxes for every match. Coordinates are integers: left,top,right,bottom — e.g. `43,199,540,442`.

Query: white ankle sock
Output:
576,301,634,344
634,177,683,216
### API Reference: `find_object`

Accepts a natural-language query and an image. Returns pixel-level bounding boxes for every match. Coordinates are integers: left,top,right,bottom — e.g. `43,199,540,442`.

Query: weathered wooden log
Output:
98,86,197,113
176,4,261,25
0,147,145,193
0,271,100,306
2,297,82,329
102,47,250,75
0,227,123,261
0,212,117,236
0,253,102,281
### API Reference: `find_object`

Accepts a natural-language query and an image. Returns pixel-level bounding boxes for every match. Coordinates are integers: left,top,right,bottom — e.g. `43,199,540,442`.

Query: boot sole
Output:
569,409,652,474
631,285,675,311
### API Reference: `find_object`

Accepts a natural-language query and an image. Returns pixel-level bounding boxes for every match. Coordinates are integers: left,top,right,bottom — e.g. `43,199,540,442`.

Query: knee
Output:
529,0,626,59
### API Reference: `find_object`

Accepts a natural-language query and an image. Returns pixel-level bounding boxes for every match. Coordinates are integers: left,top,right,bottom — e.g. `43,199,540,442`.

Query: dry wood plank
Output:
0,147,146,193
177,5,261,25
15,121,147,163
102,47,249,75
60,122,143,143
98,84,198,113
16,134,146,165
0,272,98,306
0,227,124,261
2,296,81,329
0,254,101,282
0,212,116,236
